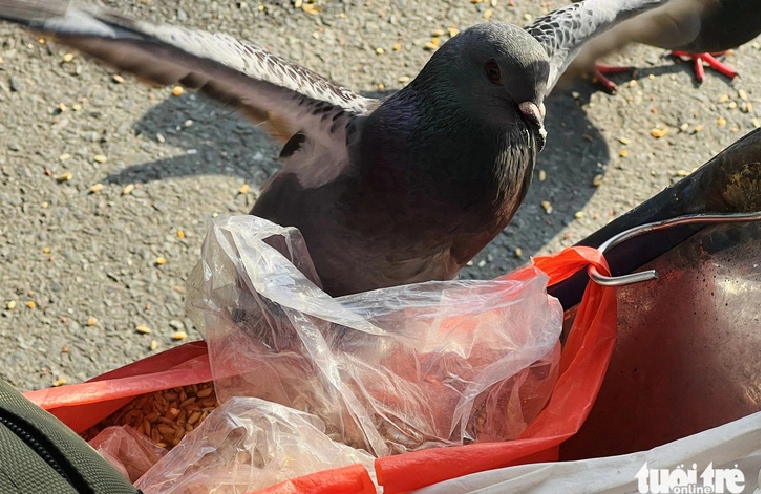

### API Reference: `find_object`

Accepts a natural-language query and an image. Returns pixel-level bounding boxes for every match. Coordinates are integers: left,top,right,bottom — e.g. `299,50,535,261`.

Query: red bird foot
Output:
670,51,739,83
592,64,633,94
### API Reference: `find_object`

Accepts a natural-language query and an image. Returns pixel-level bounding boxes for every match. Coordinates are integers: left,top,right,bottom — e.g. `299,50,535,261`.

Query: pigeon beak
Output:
518,101,547,151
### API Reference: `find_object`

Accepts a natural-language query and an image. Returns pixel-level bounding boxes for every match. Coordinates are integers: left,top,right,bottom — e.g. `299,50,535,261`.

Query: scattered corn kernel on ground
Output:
0,0,759,390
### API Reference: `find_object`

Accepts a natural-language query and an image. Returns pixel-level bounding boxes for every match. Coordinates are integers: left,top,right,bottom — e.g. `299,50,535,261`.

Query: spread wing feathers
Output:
526,0,666,92
0,0,374,149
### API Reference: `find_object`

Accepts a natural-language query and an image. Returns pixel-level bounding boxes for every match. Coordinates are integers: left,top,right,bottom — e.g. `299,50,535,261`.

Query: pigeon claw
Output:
593,64,633,94
670,51,739,84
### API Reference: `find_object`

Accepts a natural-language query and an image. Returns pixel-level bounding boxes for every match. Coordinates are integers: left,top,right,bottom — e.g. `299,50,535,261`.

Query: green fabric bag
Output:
0,380,141,494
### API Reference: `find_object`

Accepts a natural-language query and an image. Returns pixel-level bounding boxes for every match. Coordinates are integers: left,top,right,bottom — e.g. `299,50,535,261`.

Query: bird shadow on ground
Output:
106,89,395,188
106,93,279,187
105,85,609,278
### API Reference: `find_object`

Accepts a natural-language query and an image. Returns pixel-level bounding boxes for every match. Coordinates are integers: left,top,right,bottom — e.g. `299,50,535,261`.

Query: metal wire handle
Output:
588,211,761,287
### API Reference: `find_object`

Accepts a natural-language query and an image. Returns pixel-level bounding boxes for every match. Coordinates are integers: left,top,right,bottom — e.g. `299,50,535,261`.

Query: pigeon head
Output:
413,22,551,150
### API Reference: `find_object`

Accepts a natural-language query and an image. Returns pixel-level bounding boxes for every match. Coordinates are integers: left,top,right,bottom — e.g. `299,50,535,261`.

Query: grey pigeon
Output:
565,0,761,91
0,0,660,296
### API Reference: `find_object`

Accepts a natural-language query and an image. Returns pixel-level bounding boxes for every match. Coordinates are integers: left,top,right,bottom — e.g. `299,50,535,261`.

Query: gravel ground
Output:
1,0,760,391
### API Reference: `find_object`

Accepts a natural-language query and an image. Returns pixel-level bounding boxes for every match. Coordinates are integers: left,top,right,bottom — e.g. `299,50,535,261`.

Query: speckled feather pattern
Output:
123,18,372,114
526,0,664,92
2,0,372,114
0,0,373,163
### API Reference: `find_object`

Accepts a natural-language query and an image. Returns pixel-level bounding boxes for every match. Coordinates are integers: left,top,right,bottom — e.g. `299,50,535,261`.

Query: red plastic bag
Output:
244,247,616,494
374,246,616,493
22,246,615,494
24,341,212,434
186,215,563,458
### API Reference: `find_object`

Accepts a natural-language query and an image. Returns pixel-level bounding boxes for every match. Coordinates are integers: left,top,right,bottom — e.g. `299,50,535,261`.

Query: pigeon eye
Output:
485,59,502,85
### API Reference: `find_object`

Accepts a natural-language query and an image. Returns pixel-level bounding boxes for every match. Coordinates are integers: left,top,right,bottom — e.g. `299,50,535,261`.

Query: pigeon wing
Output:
0,0,373,150
526,0,665,92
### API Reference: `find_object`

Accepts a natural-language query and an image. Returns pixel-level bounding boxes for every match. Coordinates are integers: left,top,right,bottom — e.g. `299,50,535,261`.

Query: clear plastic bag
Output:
186,215,562,457
135,397,376,494
88,425,168,483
